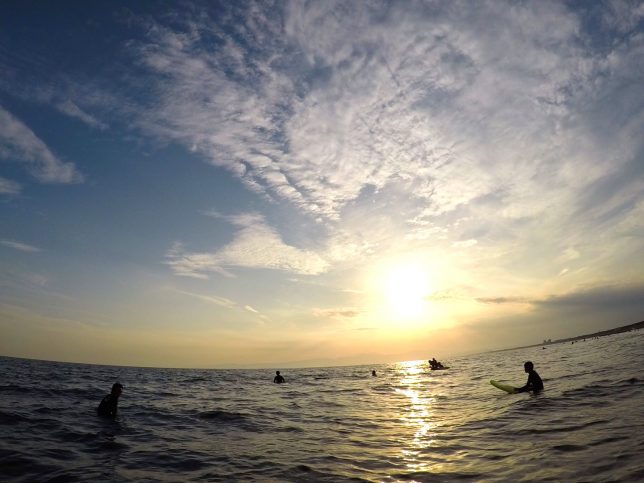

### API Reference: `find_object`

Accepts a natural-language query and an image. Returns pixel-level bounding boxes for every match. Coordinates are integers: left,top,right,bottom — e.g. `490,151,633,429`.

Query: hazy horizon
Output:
1,1,643,368
1,317,640,370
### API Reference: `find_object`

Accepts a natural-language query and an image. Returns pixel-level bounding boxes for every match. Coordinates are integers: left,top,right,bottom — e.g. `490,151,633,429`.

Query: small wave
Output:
51,428,99,444
275,425,304,433
148,453,208,471
588,435,628,446
0,384,32,393
97,440,130,452
32,417,62,431
0,451,60,478
316,400,347,408
199,409,247,421
181,376,210,383
552,444,586,452
197,409,259,432
515,419,607,435
0,410,30,425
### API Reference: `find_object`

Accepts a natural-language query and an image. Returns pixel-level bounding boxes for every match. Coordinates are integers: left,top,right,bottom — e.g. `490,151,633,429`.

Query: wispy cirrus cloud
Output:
54,99,108,130
476,296,532,305
126,1,643,269
166,212,329,278
0,177,21,196
173,289,236,308
312,307,361,319
0,106,83,183
173,289,269,323
1,239,41,253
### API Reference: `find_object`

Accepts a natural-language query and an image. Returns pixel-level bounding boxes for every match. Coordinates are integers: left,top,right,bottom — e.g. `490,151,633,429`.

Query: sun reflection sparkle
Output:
395,360,439,472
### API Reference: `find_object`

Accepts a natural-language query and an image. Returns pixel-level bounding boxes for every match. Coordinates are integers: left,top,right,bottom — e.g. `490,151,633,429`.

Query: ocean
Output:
1,330,643,482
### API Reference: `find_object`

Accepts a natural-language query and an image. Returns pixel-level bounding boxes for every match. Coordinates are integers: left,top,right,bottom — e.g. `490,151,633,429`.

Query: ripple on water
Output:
0,331,642,482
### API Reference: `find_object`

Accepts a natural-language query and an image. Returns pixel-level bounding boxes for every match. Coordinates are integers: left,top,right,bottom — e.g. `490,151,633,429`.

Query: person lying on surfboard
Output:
515,361,543,393
429,358,445,370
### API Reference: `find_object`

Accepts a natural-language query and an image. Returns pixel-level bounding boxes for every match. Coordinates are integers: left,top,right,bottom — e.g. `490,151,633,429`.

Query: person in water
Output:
371,370,377,377
516,361,543,393
273,371,285,383
429,358,444,369
97,382,123,418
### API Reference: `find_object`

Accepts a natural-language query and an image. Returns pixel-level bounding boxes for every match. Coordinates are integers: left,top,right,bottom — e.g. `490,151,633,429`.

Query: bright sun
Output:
384,263,433,320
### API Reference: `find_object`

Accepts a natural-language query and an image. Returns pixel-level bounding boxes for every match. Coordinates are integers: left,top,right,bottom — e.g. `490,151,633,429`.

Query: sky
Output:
1,0,643,368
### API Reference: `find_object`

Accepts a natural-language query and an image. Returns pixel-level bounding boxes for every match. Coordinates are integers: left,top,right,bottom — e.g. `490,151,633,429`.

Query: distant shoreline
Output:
490,320,644,354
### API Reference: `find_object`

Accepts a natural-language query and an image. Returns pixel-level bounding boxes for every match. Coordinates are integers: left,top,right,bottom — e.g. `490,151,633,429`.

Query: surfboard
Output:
430,366,450,370
490,380,517,394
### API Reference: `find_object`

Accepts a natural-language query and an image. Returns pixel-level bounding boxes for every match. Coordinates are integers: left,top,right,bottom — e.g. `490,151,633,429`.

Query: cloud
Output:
174,289,236,308
312,307,361,319
0,177,21,195
535,282,644,310
1,239,42,253
166,212,329,278
121,1,643,252
55,99,108,130
476,282,644,312
0,106,84,183
4,1,641,302
172,289,269,324
244,305,259,314
476,296,532,305
452,239,478,249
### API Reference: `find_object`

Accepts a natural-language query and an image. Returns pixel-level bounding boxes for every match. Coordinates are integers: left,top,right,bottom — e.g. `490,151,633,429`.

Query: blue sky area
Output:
1,0,643,367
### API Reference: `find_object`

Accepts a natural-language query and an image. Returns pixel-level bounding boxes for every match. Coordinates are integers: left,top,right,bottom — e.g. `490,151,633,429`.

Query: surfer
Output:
273,371,285,383
371,370,377,377
97,382,123,418
515,361,543,393
429,358,444,370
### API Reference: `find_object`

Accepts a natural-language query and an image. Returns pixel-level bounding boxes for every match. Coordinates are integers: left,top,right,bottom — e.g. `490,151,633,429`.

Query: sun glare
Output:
384,263,433,320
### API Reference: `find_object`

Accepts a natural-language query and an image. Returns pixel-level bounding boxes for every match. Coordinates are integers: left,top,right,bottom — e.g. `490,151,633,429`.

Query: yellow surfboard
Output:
490,380,517,394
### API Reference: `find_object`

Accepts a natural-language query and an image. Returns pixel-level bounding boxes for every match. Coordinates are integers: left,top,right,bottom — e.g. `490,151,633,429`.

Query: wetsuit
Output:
273,375,285,383
517,370,543,393
97,393,119,417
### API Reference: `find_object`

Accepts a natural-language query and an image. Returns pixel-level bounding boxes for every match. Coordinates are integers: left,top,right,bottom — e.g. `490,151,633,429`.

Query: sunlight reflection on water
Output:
1,332,642,481
395,360,438,472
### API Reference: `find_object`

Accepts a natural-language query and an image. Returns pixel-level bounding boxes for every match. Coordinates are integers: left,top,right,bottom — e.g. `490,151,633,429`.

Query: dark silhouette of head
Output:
111,382,123,396
524,361,534,373
275,371,280,376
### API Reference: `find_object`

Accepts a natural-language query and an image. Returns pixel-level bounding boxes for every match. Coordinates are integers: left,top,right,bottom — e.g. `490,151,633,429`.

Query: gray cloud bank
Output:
469,281,644,347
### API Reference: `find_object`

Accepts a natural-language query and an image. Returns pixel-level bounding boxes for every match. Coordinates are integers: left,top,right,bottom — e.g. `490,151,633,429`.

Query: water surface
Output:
1,331,643,481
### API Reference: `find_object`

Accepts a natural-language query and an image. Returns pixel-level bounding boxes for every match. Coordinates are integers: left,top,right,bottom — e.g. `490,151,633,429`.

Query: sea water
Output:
1,330,643,482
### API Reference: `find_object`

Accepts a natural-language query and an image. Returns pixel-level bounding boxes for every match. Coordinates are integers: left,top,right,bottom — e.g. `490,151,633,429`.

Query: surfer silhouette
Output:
97,382,123,418
273,371,285,383
515,361,543,393
371,370,377,377
429,358,445,369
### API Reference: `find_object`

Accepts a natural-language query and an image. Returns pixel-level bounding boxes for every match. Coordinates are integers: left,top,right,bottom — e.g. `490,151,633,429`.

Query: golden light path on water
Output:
395,360,441,473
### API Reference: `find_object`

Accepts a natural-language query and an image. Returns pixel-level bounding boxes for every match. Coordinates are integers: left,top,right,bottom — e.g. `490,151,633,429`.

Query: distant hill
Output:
492,320,644,353
543,320,644,345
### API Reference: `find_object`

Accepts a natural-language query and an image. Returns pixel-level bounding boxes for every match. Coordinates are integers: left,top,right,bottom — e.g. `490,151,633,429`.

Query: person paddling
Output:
97,382,123,418
515,361,543,393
